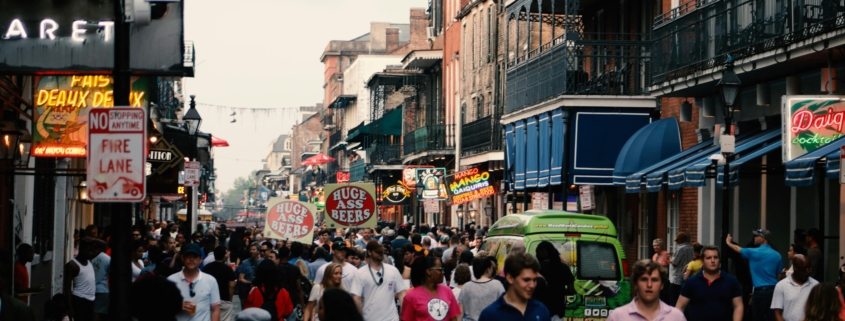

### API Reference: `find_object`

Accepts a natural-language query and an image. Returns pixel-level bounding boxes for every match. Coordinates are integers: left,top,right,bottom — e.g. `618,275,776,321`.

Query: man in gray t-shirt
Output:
668,232,693,306
458,258,506,321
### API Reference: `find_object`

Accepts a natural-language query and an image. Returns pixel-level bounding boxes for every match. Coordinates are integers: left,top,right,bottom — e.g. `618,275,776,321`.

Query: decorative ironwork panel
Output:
461,115,503,156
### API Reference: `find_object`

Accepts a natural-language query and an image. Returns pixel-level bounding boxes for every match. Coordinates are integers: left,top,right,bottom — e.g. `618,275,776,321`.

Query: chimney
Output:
409,8,428,48
386,27,400,54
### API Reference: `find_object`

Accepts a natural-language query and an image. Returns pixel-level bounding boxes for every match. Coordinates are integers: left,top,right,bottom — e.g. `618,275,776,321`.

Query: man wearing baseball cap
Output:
167,243,221,321
350,240,407,320
727,229,782,321
313,240,359,289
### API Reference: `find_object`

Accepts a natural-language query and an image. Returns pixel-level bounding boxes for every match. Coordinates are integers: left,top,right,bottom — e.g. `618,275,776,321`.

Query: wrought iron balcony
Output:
505,33,651,114
368,144,402,165
651,0,845,85
350,160,366,182
184,41,195,78
326,163,349,184
329,130,343,148
403,125,456,156
461,115,503,157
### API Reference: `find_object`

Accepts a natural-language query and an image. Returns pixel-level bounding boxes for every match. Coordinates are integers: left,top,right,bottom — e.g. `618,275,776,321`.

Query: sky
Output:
183,0,428,194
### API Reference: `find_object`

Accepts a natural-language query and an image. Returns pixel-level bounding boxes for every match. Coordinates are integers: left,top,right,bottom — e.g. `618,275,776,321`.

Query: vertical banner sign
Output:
86,107,146,202
782,96,845,162
263,198,316,243
579,185,595,211
324,183,377,228
416,167,447,199
184,161,200,187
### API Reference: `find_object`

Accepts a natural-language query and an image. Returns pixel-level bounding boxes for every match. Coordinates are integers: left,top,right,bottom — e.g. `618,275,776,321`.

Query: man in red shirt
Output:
14,243,42,304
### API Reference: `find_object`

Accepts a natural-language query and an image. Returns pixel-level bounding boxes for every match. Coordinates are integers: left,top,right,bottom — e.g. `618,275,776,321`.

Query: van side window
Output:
577,241,620,280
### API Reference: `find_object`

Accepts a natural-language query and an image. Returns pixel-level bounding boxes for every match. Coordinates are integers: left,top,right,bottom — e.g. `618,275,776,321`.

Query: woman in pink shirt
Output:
652,239,669,267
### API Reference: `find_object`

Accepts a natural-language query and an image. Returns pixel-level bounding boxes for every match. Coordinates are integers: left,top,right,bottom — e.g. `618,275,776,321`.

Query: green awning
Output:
345,106,403,143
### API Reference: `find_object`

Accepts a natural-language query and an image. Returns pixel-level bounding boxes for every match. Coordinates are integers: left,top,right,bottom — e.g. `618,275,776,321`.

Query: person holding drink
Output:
167,243,221,321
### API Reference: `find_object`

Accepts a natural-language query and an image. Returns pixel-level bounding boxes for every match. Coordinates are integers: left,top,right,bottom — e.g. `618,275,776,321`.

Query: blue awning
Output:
514,120,526,190
679,129,781,188
624,139,714,193
826,149,840,179
505,124,515,190
785,135,845,186
612,118,681,186
538,113,551,188
525,116,539,188
570,111,651,185
550,109,564,186
716,140,782,188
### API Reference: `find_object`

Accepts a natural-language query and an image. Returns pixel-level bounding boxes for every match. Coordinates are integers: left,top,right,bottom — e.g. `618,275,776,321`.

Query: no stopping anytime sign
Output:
323,183,377,228
86,107,146,202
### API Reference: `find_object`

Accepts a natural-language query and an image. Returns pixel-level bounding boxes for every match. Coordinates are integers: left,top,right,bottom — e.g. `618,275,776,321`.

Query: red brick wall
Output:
661,96,701,244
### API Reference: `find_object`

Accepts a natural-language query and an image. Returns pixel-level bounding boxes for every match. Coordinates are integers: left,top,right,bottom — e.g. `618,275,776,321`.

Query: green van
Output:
482,210,632,321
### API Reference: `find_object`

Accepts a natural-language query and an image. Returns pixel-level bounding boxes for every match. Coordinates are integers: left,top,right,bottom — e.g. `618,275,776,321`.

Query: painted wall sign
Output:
0,1,183,73
382,184,411,204
263,199,316,243
336,171,350,183
32,75,148,157
402,165,433,190
324,183,377,228
86,107,146,202
783,96,845,162
445,167,496,205
416,167,447,199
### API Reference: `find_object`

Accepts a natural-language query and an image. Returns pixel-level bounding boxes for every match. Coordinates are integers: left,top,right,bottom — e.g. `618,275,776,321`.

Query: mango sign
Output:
263,198,316,242
324,183,377,228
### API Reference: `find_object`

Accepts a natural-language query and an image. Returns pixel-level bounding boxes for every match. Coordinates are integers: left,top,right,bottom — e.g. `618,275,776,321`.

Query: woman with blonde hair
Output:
303,263,346,321
803,283,843,321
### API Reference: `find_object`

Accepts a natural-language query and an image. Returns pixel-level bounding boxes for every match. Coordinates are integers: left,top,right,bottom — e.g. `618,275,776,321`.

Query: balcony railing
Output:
403,124,456,156
326,163,349,184
350,160,366,182
506,32,651,114
329,130,343,148
461,115,503,157
368,144,402,164
651,0,845,85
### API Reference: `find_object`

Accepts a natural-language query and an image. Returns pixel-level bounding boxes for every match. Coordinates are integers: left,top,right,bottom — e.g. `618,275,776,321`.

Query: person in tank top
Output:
64,237,104,321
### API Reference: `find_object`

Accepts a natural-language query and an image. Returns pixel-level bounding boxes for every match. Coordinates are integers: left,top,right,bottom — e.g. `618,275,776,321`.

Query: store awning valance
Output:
785,135,845,186
345,122,370,143
826,149,841,179
715,140,782,188
612,118,681,186
678,129,780,188
623,138,714,193
514,120,526,190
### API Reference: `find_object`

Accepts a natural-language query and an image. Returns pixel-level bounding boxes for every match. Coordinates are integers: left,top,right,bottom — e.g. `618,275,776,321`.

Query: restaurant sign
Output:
415,167,448,200
445,167,496,205
782,95,845,162
382,183,411,205
32,75,148,157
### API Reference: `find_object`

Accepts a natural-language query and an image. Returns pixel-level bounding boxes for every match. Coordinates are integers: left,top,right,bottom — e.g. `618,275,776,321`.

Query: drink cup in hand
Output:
184,300,196,314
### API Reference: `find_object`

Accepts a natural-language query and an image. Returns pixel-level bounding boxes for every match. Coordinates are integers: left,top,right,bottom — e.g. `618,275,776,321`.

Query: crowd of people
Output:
627,228,845,321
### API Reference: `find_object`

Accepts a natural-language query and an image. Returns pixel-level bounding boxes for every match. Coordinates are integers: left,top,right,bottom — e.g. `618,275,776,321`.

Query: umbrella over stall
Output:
211,136,229,147
301,153,335,166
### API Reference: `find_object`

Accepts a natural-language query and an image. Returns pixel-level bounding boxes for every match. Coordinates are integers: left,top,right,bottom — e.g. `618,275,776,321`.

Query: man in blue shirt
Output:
676,245,744,321
478,252,551,321
727,229,783,321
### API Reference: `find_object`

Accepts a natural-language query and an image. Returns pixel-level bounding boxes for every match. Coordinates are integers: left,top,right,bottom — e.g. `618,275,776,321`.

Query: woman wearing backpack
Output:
244,260,294,321
303,263,345,321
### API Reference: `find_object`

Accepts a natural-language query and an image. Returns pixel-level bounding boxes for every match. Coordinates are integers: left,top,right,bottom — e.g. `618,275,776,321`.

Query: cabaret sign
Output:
3,19,115,42
445,168,496,205
324,183,377,228
263,199,316,243
782,96,845,162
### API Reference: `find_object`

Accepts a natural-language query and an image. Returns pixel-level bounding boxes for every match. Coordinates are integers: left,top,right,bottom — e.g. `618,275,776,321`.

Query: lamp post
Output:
716,56,741,272
456,205,464,231
484,200,493,227
183,95,202,234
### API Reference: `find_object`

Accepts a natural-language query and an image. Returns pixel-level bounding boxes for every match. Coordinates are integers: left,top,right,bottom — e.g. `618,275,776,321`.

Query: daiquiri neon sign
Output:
783,96,845,162
446,168,496,205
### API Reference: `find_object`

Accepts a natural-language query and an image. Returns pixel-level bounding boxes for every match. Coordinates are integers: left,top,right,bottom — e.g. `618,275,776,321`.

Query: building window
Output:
666,190,680,254
476,95,484,119
284,139,291,151
638,191,650,260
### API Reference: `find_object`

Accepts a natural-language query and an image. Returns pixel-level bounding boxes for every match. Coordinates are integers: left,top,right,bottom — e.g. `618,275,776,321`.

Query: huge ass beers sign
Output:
324,183,377,228
263,198,316,243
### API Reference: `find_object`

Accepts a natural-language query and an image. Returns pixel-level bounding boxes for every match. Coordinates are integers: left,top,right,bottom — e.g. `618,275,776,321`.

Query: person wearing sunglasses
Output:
167,243,221,321
401,253,461,321
349,240,407,321
726,229,783,321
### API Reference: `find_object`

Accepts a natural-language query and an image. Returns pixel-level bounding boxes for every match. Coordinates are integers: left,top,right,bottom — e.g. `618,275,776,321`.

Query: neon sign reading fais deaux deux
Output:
782,96,845,163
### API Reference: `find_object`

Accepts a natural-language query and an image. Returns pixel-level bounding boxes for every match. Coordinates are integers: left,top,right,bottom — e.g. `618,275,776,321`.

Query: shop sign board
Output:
86,107,146,202
402,165,433,190
424,198,440,213
532,193,548,210
382,184,411,205
184,161,200,187
782,95,845,162
324,183,377,228
579,185,595,211
415,167,448,199
0,1,184,74
445,167,496,205
263,198,316,243
336,171,350,183
147,137,183,176
32,75,148,157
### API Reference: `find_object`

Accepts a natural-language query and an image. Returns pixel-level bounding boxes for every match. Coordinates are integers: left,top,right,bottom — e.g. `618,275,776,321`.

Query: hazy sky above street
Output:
183,0,427,194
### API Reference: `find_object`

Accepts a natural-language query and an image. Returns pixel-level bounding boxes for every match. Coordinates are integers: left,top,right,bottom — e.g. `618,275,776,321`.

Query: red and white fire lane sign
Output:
86,107,147,202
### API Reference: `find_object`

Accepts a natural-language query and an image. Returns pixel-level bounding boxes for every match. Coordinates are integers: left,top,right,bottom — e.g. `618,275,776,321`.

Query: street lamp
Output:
716,56,741,273
484,200,493,227
15,120,31,167
456,205,464,231
75,179,91,204
183,95,202,234
0,117,20,161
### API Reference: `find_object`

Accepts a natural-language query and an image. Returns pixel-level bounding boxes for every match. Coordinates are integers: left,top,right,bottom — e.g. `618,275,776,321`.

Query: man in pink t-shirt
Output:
402,256,461,321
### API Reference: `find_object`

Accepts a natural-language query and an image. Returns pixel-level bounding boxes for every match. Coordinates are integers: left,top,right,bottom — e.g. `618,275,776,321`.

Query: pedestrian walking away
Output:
238,243,264,307
203,245,238,321
727,229,783,321
771,254,818,321
458,256,505,321
607,259,686,321
477,252,551,321
167,243,222,321
675,245,743,321
243,260,294,321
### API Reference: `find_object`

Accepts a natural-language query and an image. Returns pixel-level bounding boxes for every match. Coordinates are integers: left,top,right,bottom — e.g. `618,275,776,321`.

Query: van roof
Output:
488,210,617,237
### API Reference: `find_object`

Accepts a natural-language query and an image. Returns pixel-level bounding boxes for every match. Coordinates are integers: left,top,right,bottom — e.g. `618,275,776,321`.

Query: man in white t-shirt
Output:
350,240,407,321
314,241,359,290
